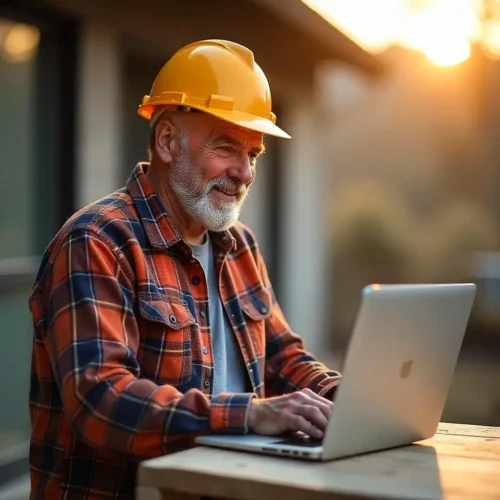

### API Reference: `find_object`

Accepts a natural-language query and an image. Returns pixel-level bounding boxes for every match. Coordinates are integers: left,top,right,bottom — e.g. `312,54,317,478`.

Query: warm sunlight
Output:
302,0,500,66
404,0,476,66
420,35,471,66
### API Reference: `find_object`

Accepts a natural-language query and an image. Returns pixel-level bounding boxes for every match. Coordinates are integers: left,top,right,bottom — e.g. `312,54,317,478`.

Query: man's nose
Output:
226,154,255,186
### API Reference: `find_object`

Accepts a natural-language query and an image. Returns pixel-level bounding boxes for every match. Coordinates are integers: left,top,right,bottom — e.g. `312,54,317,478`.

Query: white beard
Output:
169,135,249,232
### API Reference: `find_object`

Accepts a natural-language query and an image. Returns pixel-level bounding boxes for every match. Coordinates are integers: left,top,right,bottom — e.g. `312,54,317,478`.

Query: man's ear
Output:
154,119,177,164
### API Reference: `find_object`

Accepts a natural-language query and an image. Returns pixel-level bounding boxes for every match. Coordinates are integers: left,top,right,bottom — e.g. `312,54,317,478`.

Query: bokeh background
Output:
1,0,500,497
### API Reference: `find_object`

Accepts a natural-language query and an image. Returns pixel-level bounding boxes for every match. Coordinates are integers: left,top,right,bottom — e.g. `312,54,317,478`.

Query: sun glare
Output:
301,0,497,67
421,36,471,66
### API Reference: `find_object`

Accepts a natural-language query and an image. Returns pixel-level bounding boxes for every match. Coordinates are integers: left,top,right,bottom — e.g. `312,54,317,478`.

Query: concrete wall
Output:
239,148,274,267
277,95,331,358
76,23,123,207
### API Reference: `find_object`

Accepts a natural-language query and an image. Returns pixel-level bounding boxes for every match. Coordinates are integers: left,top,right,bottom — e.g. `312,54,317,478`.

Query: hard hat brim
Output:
200,107,292,139
140,102,291,140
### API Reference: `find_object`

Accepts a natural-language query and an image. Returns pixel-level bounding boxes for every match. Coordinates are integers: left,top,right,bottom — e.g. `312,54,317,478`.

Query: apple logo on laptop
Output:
400,360,413,379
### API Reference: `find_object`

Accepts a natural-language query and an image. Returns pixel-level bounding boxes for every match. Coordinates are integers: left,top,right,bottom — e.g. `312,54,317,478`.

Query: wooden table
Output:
137,423,500,500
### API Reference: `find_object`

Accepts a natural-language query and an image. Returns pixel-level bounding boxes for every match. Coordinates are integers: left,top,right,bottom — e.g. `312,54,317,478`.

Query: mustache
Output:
207,177,247,196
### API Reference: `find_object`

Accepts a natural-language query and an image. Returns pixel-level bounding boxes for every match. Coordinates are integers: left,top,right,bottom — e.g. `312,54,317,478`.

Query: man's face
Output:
168,113,265,232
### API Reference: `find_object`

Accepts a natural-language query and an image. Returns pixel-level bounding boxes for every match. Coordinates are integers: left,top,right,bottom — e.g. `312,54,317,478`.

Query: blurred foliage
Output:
329,179,500,340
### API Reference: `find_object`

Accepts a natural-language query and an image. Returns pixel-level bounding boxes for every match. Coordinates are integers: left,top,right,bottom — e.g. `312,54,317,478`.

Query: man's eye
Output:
248,153,258,164
218,145,234,154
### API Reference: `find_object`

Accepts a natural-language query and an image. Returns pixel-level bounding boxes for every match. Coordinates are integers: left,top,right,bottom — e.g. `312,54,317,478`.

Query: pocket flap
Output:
138,295,195,329
241,287,272,321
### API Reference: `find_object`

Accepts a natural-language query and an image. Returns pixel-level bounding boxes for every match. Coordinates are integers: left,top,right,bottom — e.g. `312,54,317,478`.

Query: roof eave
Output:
250,0,384,75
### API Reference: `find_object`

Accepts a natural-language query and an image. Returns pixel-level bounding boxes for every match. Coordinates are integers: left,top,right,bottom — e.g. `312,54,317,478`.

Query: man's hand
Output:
247,388,333,439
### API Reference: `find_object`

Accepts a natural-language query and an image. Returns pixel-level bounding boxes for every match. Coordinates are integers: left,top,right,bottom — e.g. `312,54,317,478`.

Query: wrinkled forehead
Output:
209,125,264,149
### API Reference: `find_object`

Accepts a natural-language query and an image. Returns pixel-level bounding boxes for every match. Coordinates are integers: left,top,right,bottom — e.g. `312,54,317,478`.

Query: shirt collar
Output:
126,163,236,253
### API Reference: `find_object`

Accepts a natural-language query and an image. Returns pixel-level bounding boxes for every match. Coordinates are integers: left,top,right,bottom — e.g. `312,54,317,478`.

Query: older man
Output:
28,40,341,499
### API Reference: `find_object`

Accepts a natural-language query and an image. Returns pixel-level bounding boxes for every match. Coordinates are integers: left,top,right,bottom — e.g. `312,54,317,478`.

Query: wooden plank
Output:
437,422,500,439
138,424,500,500
140,448,500,499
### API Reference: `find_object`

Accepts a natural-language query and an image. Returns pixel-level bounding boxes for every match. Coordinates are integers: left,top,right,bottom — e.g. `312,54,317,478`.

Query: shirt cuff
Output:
317,380,341,400
209,392,256,434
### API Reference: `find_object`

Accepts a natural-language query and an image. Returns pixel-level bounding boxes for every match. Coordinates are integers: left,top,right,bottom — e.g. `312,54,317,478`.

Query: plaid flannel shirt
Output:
28,163,341,499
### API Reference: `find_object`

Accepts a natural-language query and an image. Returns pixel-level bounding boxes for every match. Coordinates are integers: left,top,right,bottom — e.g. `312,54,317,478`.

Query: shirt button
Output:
260,306,268,314
202,346,208,355
200,310,206,319
191,276,201,285
204,380,210,388
169,314,177,324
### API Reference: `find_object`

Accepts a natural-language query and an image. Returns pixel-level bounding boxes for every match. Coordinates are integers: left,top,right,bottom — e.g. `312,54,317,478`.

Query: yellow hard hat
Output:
138,39,291,139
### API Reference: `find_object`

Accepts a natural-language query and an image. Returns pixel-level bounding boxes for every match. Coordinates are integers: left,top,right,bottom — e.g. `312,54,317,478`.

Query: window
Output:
121,48,163,183
0,2,77,486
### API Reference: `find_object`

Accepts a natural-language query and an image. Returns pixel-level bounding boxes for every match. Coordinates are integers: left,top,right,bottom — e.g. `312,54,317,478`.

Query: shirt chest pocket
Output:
240,287,272,357
137,293,196,387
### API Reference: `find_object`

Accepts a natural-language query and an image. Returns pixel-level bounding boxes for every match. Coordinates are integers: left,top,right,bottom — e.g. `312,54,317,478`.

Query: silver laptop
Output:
195,283,477,461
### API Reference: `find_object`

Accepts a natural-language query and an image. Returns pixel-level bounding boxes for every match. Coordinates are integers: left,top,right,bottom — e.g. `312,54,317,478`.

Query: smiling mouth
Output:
212,187,242,199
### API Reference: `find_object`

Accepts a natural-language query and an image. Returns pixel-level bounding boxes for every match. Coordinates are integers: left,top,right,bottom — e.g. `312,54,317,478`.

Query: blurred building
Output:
319,45,500,429
0,0,381,494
